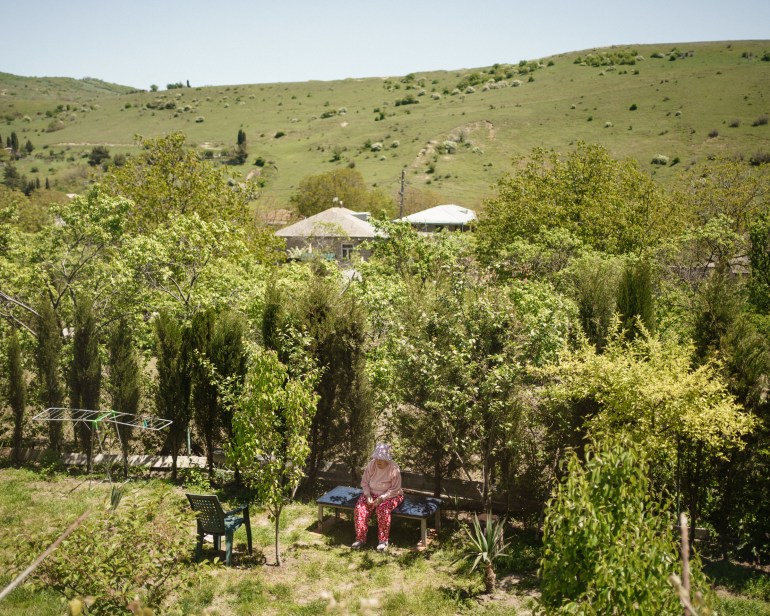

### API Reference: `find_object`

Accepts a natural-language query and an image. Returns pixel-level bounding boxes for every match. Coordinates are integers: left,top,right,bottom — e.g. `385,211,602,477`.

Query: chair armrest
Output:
224,504,248,517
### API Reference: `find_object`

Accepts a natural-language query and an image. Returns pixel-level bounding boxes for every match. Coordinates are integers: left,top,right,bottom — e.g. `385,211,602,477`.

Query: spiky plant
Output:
456,512,510,594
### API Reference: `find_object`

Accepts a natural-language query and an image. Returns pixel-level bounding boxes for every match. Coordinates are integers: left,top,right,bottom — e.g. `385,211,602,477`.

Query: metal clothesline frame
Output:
32,407,173,431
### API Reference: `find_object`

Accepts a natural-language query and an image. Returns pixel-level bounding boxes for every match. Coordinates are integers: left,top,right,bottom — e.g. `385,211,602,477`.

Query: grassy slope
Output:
1,40,769,211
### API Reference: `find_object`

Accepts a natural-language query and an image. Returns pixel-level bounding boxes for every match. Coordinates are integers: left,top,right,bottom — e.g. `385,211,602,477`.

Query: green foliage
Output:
476,143,680,258
87,145,110,167
616,257,656,339
7,328,26,464
539,439,712,615
35,298,63,451
455,513,511,593
541,329,755,462
226,348,318,565
154,311,192,481
289,167,395,219
108,319,140,477
36,490,203,615
104,132,254,233
69,298,101,473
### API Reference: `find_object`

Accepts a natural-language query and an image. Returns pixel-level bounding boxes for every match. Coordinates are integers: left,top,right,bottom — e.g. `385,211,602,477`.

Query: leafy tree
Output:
108,319,140,477
289,168,395,219
23,140,33,155
35,298,64,452
104,132,255,233
476,142,680,260
540,438,713,615
564,252,621,351
616,257,656,340
263,271,375,485
189,308,218,478
227,348,318,566
208,309,248,481
154,311,192,482
87,145,110,168
69,298,101,473
125,212,247,316
7,328,27,465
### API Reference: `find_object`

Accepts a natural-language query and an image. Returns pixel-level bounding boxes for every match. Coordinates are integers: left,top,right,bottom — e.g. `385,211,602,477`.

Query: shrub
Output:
749,151,770,166
36,490,205,614
195,116,205,123
274,131,285,138
729,119,741,128
539,439,713,615
752,115,769,126
370,142,383,152
629,103,638,110
708,129,719,138
651,154,670,165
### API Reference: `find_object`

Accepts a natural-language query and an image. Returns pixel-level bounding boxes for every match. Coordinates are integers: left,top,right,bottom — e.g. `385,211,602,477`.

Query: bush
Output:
708,129,719,138
752,115,769,127
195,116,205,123
629,103,638,110
730,119,741,128
36,490,205,614
274,131,285,138
539,439,713,615
652,154,670,165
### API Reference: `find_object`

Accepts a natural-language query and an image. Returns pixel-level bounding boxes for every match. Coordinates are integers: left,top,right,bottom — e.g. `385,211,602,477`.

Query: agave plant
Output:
456,512,511,594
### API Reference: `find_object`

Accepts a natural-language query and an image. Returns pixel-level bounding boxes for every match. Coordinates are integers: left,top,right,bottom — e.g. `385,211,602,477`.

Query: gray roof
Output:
275,207,380,239
398,204,476,226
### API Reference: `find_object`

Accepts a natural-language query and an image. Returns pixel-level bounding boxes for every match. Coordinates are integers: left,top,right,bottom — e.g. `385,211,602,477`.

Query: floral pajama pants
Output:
353,493,404,543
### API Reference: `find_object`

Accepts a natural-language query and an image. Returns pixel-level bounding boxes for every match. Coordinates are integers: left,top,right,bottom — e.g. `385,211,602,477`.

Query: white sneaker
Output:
351,540,364,549
376,541,388,552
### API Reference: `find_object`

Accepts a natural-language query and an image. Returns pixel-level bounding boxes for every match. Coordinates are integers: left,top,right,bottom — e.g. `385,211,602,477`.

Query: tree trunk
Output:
274,507,282,567
484,563,496,594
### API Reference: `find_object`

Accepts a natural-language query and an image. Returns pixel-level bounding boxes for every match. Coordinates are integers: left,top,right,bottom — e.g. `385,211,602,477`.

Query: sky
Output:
2,0,769,90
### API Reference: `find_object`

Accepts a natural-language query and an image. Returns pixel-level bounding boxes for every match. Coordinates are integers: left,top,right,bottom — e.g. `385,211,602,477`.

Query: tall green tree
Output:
108,319,140,477
36,298,63,452
227,348,317,566
69,298,101,473
289,168,395,219
105,132,255,233
7,329,27,465
189,308,218,478
154,311,192,482
540,438,713,615
476,142,680,260
616,257,656,340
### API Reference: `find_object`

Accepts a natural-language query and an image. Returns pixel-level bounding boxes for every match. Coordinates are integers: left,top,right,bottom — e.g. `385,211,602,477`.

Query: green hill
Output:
2,40,769,211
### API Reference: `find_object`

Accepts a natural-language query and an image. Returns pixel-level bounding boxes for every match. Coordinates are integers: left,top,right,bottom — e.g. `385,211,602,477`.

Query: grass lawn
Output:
1,465,768,615
0,467,538,615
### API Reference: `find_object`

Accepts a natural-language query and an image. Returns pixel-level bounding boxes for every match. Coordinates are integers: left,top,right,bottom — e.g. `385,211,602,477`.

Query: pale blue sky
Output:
2,0,768,89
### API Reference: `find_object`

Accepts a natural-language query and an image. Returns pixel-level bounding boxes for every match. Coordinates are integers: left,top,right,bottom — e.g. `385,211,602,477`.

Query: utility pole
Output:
399,169,405,219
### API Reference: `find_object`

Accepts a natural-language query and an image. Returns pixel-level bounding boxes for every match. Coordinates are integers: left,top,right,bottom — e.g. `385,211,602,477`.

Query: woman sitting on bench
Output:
351,443,403,552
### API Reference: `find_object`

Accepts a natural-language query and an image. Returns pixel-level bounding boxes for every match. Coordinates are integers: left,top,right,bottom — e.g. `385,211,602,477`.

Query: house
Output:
397,204,476,232
275,207,381,261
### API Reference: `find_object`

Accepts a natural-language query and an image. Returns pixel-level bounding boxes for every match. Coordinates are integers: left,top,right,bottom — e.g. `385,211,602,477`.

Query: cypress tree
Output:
8,329,27,465
190,308,218,478
36,299,63,452
616,258,655,340
108,319,140,477
154,311,192,482
69,299,101,473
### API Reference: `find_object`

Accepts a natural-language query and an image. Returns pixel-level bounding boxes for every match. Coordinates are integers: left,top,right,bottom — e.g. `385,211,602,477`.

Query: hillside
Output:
1,40,769,212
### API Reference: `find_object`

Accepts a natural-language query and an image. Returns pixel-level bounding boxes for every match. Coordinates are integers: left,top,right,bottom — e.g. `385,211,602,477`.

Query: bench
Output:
316,486,442,548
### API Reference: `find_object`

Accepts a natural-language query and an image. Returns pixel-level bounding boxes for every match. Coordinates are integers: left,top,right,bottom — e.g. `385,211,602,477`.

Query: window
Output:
341,243,354,260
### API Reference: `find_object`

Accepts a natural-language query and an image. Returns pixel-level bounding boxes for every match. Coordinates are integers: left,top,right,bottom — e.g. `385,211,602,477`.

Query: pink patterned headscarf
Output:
371,442,393,462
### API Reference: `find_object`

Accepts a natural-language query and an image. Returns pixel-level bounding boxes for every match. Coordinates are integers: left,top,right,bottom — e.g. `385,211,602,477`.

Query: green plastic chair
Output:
185,493,252,566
